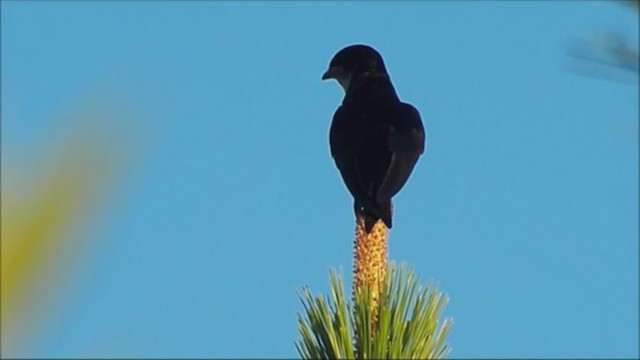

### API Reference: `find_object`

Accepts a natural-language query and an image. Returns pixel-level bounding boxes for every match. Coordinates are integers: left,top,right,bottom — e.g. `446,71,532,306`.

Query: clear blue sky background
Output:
2,1,638,358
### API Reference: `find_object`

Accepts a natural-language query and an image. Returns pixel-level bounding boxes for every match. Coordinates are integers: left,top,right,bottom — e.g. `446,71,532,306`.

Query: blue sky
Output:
2,1,638,358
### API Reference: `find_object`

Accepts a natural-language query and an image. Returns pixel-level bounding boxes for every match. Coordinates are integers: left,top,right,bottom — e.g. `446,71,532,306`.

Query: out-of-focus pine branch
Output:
1,107,132,356
567,1,639,82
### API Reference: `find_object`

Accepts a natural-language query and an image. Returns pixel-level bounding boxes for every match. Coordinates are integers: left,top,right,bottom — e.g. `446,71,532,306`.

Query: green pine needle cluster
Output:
296,263,452,359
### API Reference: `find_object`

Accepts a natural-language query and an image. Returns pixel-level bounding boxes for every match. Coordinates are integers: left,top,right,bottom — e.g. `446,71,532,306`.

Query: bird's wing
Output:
376,103,425,202
329,106,369,203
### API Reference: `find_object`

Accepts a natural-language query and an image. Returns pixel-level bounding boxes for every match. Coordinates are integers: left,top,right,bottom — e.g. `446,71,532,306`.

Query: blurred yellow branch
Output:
1,109,131,355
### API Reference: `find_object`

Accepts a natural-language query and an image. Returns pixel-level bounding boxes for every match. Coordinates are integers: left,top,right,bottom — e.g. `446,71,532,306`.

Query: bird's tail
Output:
363,201,393,233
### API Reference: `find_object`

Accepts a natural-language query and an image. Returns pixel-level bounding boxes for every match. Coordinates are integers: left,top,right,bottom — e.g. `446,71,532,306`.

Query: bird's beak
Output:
322,67,339,80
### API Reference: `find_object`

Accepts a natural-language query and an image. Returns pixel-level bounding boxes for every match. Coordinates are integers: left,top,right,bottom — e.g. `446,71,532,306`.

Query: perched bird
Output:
322,44,425,233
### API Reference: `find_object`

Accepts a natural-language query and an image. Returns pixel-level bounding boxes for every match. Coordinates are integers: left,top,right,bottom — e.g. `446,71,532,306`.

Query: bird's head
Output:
321,44,388,91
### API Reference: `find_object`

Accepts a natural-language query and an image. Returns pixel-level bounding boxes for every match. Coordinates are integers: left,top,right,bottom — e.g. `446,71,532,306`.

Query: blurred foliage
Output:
1,109,130,356
296,264,452,359
567,0,639,83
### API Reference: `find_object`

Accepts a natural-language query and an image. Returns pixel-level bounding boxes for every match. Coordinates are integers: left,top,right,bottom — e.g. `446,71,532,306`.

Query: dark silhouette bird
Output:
322,44,425,232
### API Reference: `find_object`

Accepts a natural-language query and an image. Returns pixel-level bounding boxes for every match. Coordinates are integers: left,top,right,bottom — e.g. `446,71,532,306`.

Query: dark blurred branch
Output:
624,0,639,12
566,1,639,83
568,33,639,74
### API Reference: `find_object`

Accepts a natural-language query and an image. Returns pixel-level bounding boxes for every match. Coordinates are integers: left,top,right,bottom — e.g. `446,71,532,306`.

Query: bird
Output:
322,44,426,233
